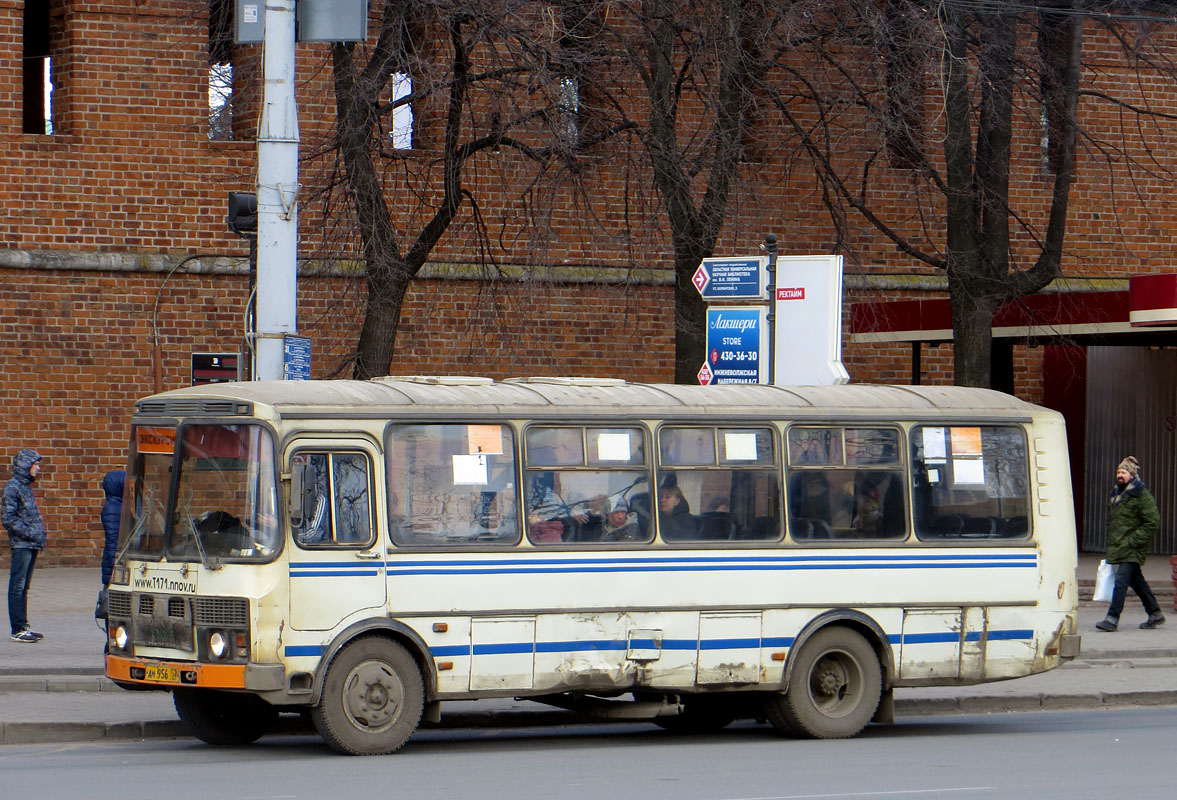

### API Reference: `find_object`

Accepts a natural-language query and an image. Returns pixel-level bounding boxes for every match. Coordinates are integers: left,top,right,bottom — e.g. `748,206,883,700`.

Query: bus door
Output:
286,440,386,631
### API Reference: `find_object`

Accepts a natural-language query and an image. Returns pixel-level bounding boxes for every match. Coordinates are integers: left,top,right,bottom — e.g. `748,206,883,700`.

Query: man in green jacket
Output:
1096,456,1166,632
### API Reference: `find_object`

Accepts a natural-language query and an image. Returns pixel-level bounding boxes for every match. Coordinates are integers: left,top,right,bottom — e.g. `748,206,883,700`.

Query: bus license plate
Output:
145,665,180,683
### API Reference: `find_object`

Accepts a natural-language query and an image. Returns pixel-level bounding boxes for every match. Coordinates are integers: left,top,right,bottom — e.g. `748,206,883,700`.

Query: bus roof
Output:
136,377,1046,421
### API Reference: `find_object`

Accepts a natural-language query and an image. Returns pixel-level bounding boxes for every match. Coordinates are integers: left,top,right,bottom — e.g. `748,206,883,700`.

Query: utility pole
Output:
762,233,778,385
254,0,299,381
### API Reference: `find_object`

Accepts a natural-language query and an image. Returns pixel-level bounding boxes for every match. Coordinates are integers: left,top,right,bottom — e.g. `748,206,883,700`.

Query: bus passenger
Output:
602,499,640,542
658,485,697,540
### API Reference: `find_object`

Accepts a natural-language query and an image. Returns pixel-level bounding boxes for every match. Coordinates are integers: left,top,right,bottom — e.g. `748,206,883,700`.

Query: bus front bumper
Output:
106,655,284,691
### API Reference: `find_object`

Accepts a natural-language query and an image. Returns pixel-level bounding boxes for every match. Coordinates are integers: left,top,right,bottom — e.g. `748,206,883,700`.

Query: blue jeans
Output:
1105,560,1160,623
7,547,38,634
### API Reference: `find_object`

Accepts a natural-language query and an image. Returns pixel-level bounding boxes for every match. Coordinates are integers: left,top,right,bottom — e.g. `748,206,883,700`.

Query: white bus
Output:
106,377,1081,754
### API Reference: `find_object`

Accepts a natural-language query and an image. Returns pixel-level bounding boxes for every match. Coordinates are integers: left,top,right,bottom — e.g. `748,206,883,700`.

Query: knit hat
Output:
1117,456,1140,478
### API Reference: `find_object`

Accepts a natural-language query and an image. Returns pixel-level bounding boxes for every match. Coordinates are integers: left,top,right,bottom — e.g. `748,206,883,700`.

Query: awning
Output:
851,275,1177,344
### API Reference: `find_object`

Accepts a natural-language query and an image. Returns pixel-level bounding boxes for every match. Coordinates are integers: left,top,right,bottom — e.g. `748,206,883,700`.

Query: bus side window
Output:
786,427,906,541
387,423,520,547
333,453,372,543
293,454,330,545
658,426,781,543
293,452,374,547
911,425,1031,541
524,425,652,546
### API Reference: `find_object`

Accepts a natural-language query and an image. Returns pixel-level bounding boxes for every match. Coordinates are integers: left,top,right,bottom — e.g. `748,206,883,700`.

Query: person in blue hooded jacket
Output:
4,449,46,643
99,470,125,588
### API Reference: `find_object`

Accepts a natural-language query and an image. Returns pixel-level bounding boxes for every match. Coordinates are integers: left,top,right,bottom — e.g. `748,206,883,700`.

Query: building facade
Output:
4,1,1177,564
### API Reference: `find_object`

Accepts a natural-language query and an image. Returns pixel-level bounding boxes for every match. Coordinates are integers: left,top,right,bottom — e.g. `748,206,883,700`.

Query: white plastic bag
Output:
1093,559,1115,603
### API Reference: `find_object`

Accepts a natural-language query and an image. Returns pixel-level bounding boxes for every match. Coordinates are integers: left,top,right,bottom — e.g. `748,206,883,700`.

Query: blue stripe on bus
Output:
762,636,795,648
975,628,1034,641
536,640,628,653
290,553,1036,575
383,563,1035,576
285,629,1033,660
472,642,535,655
390,553,1038,567
894,632,960,644
699,637,762,650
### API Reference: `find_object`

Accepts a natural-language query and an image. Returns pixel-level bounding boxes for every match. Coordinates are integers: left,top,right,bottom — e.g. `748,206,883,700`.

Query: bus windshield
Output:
117,423,281,563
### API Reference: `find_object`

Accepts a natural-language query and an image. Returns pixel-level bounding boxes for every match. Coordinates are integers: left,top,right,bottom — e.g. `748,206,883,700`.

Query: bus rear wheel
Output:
311,637,424,756
173,688,277,745
766,627,882,739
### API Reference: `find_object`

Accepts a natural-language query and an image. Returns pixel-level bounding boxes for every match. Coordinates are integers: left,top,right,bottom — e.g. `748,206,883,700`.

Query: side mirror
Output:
289,463,306,527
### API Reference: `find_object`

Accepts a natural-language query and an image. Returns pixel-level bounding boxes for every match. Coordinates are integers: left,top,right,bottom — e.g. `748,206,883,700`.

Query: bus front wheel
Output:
173,688,277,745
766,627,882,739
311,637,424,755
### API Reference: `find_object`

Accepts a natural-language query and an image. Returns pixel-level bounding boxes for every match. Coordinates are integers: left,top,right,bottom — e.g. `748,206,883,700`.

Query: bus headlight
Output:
209,631,227,659
113,625,128,650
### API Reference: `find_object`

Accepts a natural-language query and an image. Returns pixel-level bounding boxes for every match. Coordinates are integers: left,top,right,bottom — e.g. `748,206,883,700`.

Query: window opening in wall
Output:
390,72,414,149
208,0,235,141
23,0,53,134
556,75,579,149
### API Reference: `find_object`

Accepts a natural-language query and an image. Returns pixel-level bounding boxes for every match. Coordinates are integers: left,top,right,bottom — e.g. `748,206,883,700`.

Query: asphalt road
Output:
3,707,1175,800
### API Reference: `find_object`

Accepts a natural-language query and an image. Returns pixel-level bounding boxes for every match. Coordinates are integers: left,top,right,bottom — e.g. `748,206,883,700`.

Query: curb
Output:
4,691,1177,747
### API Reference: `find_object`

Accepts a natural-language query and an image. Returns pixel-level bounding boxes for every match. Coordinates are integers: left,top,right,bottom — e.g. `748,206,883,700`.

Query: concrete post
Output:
255,0,299,381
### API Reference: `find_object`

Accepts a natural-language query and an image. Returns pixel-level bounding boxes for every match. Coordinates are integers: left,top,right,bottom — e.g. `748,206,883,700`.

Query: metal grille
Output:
108,590,132,618
138,595,155,615
168,597,188,618
136,400,250,416
1084,346,1177,554
193,597,249,626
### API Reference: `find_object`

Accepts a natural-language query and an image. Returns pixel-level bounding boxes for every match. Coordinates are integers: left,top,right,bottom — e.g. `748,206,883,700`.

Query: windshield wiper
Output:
113,500,162,567
185,515,222,571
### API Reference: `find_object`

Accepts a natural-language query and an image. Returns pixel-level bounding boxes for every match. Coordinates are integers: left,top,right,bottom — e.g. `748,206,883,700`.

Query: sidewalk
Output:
2,556,1175,746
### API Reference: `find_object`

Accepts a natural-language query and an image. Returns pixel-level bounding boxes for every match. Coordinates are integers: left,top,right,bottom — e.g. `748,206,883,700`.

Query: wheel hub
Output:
343,660,404,731
815,667,843,698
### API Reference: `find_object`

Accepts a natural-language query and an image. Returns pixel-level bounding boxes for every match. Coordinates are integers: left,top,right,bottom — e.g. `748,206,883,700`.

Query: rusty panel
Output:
1083,346,1177,555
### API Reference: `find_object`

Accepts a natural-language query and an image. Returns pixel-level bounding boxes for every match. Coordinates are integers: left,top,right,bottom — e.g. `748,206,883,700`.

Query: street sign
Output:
693,256,767,300
773,255,849,385
236,0,369,43
191,353,239,386
697,361,714,385
702,306,768,384
283,335,311,380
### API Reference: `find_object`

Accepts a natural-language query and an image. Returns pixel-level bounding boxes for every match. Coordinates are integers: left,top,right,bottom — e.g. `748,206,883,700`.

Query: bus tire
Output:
173,688,277,745
766,627,881,739
311,637,424,756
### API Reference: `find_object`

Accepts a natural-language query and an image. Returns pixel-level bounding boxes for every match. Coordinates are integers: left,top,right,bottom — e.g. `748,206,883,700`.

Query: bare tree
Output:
557,0,780,383
759,1,1089,387
319,1,562,379
765,2,1177,387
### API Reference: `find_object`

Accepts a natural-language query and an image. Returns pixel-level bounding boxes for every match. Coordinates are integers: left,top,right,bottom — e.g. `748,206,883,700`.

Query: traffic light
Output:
227,191,257,234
